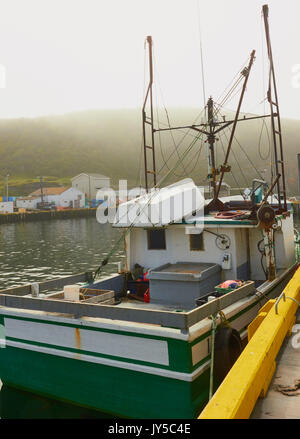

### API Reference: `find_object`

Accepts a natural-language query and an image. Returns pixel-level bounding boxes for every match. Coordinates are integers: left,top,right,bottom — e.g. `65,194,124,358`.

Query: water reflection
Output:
0,384,113,419
0,218,124,288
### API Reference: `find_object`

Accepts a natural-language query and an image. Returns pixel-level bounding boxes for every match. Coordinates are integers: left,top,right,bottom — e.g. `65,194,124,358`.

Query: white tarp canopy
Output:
113,178,205,228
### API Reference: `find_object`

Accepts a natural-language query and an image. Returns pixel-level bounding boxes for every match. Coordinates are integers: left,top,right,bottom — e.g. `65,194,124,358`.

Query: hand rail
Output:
274,290,286,314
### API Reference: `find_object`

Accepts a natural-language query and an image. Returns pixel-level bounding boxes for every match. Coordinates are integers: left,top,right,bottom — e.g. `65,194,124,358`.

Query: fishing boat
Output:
0,5,298,418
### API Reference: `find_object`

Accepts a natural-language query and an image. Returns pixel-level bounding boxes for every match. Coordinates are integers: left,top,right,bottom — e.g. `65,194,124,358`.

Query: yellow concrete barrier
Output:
199,266,300,419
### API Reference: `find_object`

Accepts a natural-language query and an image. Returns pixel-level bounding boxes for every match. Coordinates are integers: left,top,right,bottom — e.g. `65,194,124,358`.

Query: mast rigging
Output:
142,5,288,216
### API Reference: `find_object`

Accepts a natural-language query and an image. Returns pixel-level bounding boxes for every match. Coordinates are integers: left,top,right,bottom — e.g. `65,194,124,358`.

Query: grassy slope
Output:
0,108,298,196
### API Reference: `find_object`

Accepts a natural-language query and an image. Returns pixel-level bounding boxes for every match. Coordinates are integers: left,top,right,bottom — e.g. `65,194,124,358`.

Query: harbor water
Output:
0,217,124,289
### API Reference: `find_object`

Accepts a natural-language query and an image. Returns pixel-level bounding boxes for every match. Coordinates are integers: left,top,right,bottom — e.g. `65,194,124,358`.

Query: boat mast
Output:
262,4,287,212
207,97,217,199
142,36,157,192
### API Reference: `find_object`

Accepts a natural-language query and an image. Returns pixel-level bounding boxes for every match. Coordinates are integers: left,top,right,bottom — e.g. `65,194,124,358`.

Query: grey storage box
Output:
148,262,221,309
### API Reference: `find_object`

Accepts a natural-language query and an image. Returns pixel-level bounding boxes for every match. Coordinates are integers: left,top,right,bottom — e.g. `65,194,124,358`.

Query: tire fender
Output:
214,326,242,383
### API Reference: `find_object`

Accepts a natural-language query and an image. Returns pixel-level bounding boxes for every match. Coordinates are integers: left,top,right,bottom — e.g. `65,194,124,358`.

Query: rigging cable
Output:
153,58,188,178
261,10,267,116
175,136,205,178
213,53,254,120
233,135,265,181
212,102,248,193
261,10,275,193
257,237,267,278
218,131,245,197
216,114,249,188
155,107,207,179
214,77,244,114
257,14,271,162
153,52,207,178
153,49,208,171
215,55,250,107
196,0,207,114
258,118,271,161
215,92,266,184
220,127,249,189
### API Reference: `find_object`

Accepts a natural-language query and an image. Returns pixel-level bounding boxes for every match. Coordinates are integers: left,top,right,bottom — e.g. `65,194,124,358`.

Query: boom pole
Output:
214,50,256,201
142,36,157,192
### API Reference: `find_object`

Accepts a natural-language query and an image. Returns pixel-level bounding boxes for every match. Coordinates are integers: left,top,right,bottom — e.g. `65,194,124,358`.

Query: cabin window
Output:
147,229,166,250
189,233,204,251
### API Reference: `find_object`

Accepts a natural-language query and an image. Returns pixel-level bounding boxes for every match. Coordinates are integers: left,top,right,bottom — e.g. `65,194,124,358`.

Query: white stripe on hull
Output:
4,318,169,366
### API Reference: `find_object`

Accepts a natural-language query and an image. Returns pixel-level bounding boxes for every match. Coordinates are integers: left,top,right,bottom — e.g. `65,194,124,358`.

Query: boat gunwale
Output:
0,278,270,331
0,263,297,332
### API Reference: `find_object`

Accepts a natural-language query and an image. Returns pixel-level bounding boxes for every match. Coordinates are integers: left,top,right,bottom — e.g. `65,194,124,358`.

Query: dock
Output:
0,207,97,224
199,265,300,419
251,323,300,419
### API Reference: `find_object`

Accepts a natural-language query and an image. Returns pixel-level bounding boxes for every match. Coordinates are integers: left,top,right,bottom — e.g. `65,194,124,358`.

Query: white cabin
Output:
114,181,296,292
123,213,295,284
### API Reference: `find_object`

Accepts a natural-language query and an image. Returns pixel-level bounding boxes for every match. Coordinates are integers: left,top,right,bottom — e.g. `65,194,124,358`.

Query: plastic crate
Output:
215,282,243,295
127,280,149,297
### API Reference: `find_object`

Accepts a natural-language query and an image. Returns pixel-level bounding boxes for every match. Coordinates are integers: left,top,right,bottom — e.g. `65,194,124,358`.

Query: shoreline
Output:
0,207,98,225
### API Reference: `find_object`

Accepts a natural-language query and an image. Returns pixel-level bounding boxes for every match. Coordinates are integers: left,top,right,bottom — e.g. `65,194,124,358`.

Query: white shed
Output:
0,201,14,213
71,173,110,200
29,187,85,208
16,196,39,210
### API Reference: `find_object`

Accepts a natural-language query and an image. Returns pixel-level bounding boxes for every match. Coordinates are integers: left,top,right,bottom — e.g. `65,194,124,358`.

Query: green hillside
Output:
0,108,299,196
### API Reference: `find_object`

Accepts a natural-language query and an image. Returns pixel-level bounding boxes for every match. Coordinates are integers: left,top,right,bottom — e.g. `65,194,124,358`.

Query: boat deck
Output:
116,296,192,312
251,309,300,419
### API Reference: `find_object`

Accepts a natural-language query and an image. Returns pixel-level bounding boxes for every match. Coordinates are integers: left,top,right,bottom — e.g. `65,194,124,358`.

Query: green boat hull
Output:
0,345,211,418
